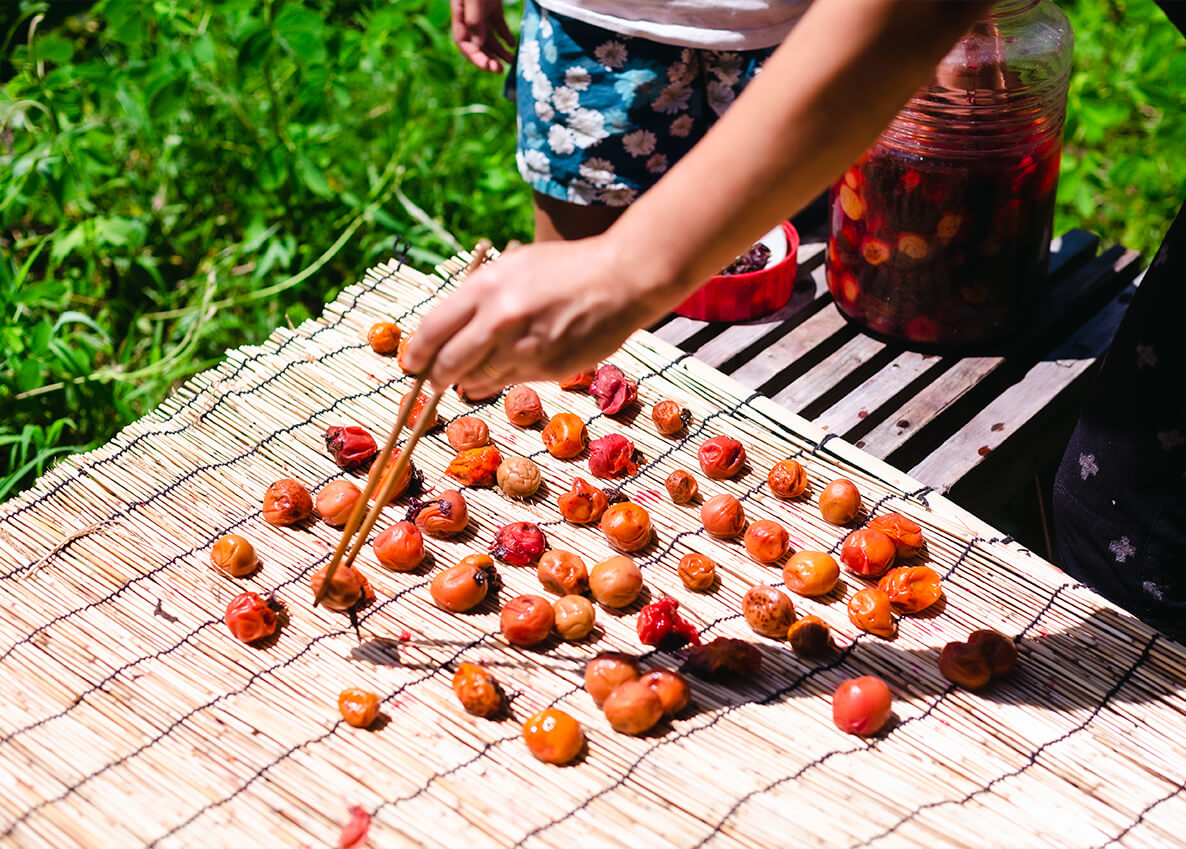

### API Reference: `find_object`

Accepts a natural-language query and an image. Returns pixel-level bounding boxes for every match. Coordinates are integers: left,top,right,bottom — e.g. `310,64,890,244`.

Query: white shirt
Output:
533,0,812,50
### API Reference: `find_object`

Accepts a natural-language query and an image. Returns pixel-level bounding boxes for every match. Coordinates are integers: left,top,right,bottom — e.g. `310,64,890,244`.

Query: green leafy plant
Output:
1,0,530,499
1057,0,1186,255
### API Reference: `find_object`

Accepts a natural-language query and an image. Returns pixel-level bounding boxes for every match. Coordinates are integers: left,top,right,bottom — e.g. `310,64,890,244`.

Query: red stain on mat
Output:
338,805,371,849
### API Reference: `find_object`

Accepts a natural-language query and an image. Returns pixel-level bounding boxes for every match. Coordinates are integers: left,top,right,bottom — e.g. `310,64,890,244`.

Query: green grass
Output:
1057,0,1186,255
1,0,1183,502
0,0,531,500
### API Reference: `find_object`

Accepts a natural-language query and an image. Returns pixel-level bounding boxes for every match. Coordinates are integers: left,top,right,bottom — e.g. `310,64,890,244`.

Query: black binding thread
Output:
848,634,1160,849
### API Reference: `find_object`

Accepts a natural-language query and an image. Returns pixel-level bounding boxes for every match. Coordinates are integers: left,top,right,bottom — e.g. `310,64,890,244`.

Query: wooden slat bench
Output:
650,230,1143,518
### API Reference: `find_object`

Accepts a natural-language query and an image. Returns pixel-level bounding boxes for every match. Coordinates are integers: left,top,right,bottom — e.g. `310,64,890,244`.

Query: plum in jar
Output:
557,477,610,524
826,0,1073,351
743,519,789,563
700,493,746,539
600,502,652,552
698,436,746,480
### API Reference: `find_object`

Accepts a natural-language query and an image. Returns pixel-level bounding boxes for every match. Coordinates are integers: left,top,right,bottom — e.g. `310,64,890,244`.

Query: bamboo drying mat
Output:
1,248,1184,849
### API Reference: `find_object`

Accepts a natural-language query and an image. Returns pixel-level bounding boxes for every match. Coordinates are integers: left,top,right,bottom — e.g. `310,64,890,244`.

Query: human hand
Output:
402,237,678,397
451,0,515,73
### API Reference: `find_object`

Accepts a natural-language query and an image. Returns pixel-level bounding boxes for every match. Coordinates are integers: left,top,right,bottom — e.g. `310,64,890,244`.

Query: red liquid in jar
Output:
827,135,1061,347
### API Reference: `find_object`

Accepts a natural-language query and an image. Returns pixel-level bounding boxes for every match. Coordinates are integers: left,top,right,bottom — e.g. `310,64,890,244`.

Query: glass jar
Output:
826,0,1073,348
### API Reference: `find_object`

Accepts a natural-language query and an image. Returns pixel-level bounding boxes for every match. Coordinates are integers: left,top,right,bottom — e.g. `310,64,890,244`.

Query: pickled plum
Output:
490,522,547,565
832,676,893,736
827,137,1062,347
698,436,746,480
446,446,503,487
636,597,700,650
589,365,637,415
600,502,652,552
325,426,378,472
557,477,610,524
588,434,637,479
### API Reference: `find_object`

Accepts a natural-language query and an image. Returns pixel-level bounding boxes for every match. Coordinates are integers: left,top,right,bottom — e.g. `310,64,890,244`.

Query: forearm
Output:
608,0,996,308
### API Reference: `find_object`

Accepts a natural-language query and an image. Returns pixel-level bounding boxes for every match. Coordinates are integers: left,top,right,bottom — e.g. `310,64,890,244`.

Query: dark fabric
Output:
1052,0,1186,640
1053,201,1186,640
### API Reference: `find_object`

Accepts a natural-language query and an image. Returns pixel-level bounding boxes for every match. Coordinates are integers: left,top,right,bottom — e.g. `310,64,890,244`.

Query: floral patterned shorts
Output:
511,0,775,207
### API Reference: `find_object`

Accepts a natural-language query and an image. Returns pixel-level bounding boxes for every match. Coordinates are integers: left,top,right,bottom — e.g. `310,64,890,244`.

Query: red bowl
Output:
674,221,799,322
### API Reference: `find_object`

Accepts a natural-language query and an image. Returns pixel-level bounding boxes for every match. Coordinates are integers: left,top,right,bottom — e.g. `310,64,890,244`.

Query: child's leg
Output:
532,190,625,241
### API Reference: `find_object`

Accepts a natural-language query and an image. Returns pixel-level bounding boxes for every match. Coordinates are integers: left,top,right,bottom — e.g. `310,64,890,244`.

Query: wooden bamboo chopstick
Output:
313,239,494,607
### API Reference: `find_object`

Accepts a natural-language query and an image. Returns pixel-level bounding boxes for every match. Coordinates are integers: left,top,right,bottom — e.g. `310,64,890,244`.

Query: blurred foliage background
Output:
1,0,1183,501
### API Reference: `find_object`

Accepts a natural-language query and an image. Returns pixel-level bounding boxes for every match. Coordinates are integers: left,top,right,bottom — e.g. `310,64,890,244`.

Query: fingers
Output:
456,333,539,399
453,0,508,72
400,289,478,378
430,317,515,392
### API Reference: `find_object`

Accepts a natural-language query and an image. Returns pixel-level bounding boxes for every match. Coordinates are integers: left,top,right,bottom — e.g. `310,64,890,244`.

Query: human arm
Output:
410,0,997,394
451,0,516,72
